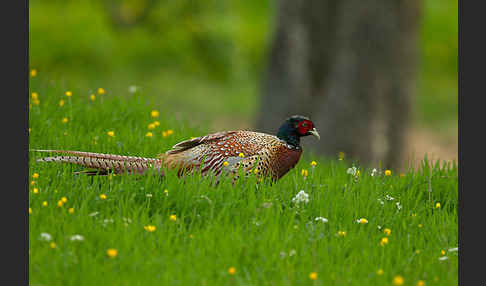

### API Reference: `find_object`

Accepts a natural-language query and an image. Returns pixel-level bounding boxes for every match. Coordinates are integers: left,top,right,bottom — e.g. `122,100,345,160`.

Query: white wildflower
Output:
128,85,138,93
314,217,328,223
385,194,395,201
88,211,99,217
377,225,382,230
396,202,402,210
252,219,261,226
280,251,287,259
346,167,357,176
371,168,378,176
289,249,297,256
146,193,153,198
292,190,309,205
40,233,52,242
70,234,85,241
448,247,458,252
439,256,449,261
377,198,385,205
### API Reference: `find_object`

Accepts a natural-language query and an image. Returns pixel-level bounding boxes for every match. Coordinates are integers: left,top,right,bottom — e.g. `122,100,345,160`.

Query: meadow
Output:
28,76,457,285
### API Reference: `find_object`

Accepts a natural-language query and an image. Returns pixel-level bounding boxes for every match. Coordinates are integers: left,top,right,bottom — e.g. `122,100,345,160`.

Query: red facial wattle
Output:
297,120,313,135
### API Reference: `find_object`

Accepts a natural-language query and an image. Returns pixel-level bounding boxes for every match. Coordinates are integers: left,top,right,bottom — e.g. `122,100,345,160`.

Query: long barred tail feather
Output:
33,150,163,175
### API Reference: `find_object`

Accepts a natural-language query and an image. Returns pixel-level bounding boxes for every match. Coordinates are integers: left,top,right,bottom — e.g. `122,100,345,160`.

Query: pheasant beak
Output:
309,128,320,140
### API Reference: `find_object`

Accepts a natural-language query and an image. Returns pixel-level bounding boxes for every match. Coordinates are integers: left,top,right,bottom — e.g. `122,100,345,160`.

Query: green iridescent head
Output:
276,115,320,148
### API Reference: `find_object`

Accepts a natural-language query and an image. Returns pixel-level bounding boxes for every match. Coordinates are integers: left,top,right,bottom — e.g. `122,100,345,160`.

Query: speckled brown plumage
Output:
34,115,320,182
159,131,302,180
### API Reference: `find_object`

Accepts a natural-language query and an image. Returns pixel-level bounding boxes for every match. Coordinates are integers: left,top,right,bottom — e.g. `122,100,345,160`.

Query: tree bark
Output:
257,0,420,170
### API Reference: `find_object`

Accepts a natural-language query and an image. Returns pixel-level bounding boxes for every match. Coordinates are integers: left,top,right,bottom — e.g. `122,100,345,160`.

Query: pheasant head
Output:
276,115,320,148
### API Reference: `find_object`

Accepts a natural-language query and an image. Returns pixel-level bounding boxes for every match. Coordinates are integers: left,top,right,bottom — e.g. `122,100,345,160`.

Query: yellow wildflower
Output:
31,92,39,100
356,170,361,176
146,132,153,138
61,197,67,203
441,249,446,255
228,267,236,275
59,99,65,107
435,202,441,208
380,237,389,246
62,117,69,124
309,272,318,280
153,121,160,126
223,161,229,167
417,280,425,286
239,153,245,158
151,110,159,118
97,88,105,95
32,173,39,179
164,189,169,196
29,207,32,214
418,224,423,228
412,213,417,218
32,99,40,105
42,201,48,207
50,242,57,249
106,248,118,258
377,269,384,275
65,91,72,97
415,250,421,254
68,207,74,214
385,170,392,176
253,168,259,174
167,129,174,135
169,214,177,221
384,228,391,236
358,218,368,224
32,188,39,194
99,194,107,200
90,94,96,101
301,169,309,177
30,69,37,77
337,230,346,237
392,275,404,286
31,180,36,186
338,151,345,160
107,131,115,137
311,161,317,167
144,225,156,232
162,131,168,137
57,200,63,207
148,123,156,130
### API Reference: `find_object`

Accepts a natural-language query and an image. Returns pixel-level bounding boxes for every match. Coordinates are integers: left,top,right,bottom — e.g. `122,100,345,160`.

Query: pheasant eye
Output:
297,120,312,134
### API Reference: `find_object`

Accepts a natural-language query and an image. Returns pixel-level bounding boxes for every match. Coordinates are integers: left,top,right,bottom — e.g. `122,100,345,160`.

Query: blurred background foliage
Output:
29,0,457,155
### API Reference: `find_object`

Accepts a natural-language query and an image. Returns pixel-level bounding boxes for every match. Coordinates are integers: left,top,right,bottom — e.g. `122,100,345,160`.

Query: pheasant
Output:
34,115,320,181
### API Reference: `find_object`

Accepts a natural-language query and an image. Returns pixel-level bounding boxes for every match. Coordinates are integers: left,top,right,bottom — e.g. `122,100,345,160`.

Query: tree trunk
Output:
257,0,420,170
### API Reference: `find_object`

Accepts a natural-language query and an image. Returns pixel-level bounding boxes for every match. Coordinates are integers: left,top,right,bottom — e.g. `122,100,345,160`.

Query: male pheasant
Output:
34,115,320,181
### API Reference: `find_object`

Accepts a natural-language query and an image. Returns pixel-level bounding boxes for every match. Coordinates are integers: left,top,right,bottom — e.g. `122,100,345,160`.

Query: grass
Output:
29,77,458,285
